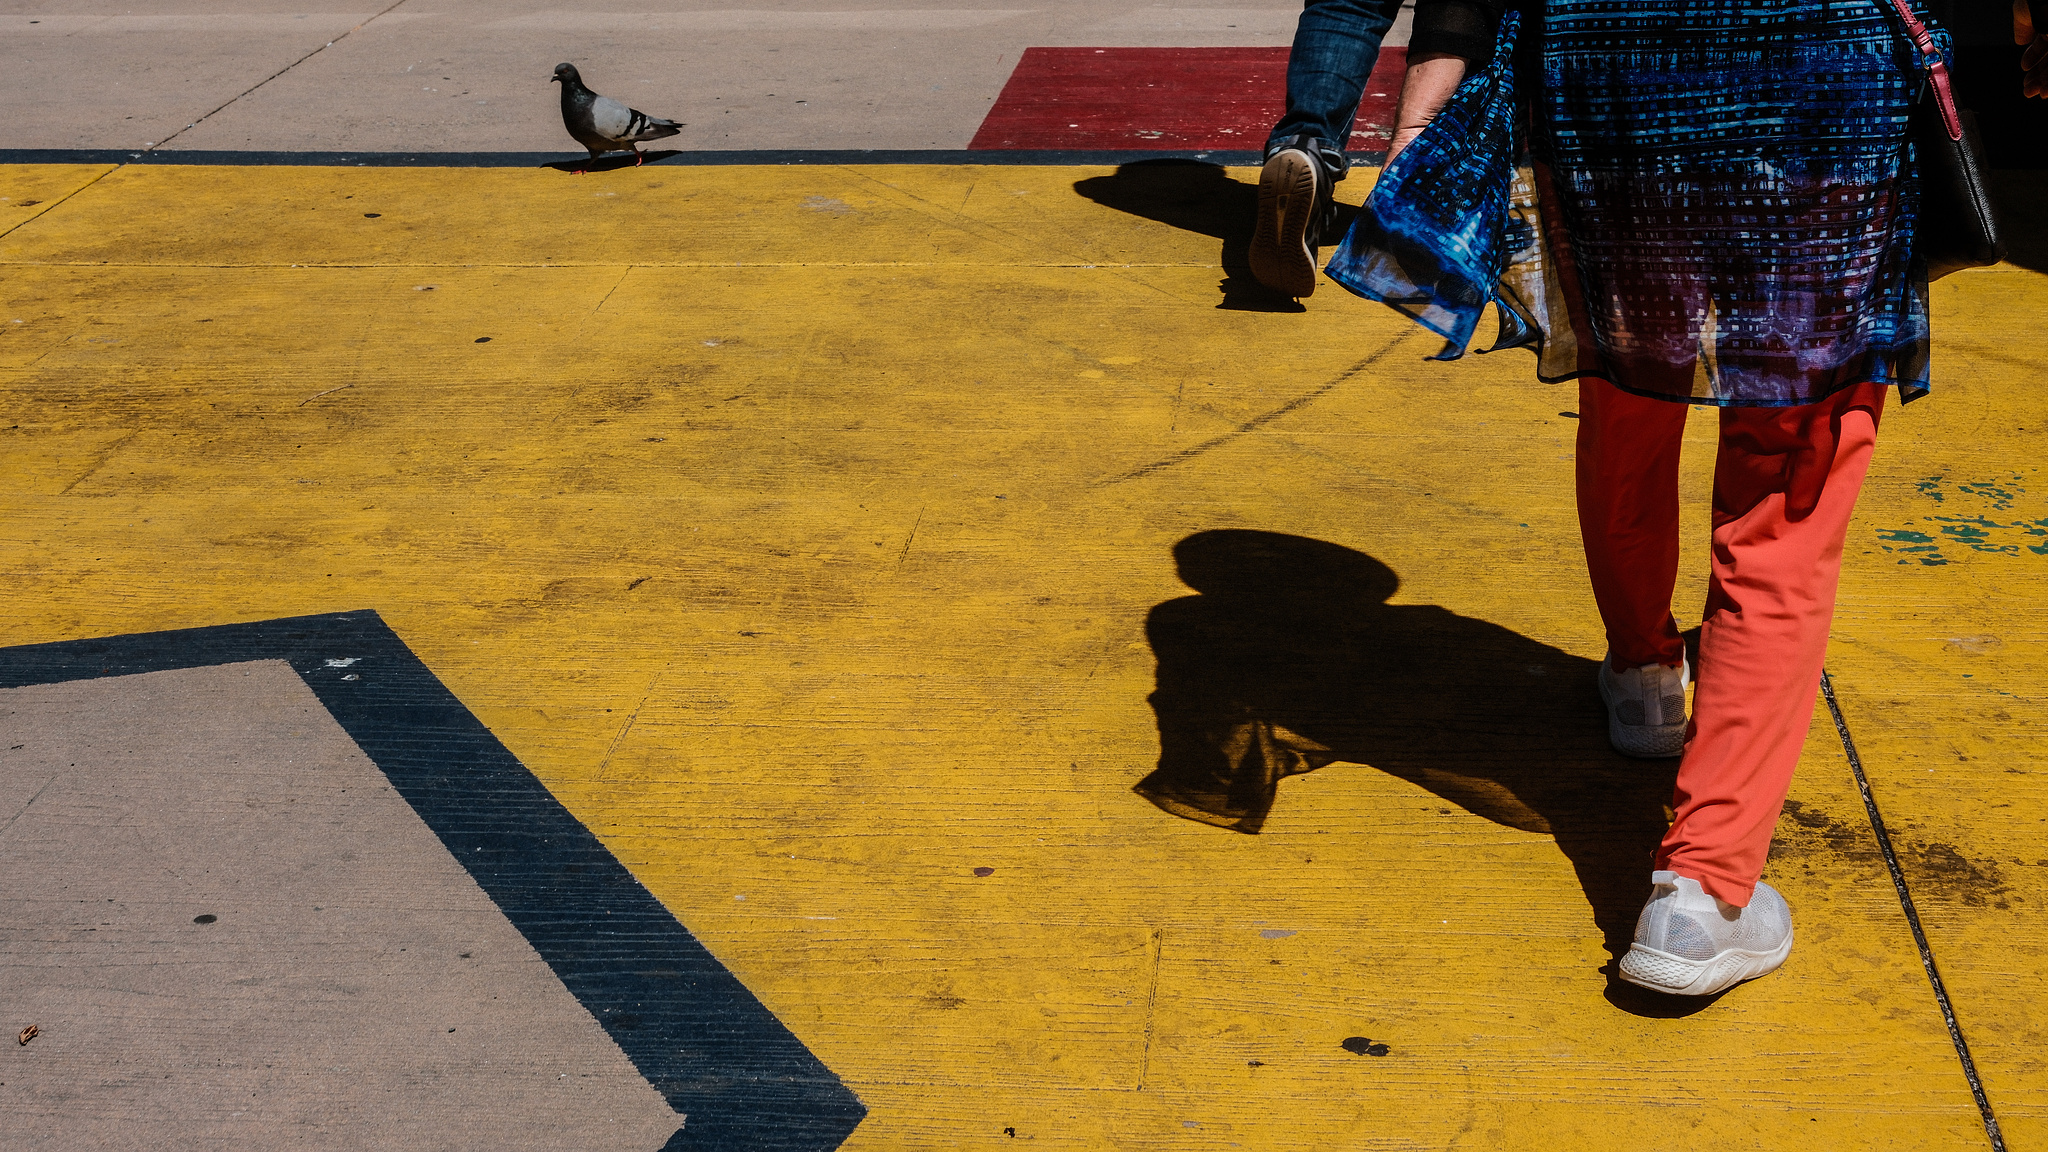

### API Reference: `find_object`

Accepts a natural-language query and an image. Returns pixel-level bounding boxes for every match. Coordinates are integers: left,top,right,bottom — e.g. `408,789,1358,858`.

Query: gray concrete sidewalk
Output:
4,0,1415,153
1,662,683,1150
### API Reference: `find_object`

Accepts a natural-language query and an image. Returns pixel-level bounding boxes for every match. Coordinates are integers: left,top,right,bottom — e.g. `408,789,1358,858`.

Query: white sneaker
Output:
1618,871,1793,996
1597,651,1688,758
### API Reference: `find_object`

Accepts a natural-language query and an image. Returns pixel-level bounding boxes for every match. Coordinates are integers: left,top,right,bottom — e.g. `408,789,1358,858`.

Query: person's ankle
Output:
1264,134,1347,180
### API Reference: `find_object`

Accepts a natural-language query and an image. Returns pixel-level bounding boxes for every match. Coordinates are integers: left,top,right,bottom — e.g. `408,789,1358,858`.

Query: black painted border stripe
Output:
1820,671,2005,1152
0,611,866,1152
0,147,1299,168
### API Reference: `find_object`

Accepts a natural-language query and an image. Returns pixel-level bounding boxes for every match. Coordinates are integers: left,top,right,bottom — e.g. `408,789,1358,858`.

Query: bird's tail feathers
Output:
623,109,684,141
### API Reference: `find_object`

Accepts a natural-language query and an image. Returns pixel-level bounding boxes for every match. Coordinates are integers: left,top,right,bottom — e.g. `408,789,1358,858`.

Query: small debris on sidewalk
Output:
18,1024,38,1046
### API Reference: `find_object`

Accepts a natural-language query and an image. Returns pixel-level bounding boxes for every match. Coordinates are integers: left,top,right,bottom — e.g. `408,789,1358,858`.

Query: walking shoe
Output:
1249,137,1337,297
1618,871,1793,996
1596,651,1689,758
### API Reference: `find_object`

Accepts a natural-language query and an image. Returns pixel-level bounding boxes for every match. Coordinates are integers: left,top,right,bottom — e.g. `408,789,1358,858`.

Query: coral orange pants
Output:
1576,378,1887,906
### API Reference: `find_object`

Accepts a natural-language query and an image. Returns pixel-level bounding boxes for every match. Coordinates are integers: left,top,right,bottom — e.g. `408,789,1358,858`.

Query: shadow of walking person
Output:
1072,159,1357,312
1135,529,1693,998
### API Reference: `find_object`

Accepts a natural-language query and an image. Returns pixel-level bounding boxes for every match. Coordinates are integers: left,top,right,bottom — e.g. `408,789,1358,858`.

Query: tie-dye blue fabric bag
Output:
1324,11,1522,361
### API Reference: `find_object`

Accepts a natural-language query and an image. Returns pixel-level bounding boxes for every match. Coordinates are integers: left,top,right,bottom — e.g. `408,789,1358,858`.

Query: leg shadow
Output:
1073,159,1357,312
1135,529,1692,1008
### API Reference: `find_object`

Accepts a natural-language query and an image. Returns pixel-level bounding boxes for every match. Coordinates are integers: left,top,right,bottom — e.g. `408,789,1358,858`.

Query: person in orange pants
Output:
1364,0,2041,998
1577,376,1887,993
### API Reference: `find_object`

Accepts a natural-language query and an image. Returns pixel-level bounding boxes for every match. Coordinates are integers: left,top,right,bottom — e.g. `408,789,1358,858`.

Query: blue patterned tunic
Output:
1327,0,1939,406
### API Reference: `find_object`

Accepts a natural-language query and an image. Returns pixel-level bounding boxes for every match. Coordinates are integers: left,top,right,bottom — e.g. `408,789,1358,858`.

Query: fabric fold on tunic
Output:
1330,0,1941,407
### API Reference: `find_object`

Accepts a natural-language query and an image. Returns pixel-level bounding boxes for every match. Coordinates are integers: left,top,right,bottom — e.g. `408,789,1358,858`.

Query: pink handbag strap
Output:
1885,0,1962,141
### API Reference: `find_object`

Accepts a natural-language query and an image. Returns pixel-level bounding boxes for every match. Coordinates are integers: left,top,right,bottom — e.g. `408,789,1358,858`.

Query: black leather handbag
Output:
1888,0,2004,280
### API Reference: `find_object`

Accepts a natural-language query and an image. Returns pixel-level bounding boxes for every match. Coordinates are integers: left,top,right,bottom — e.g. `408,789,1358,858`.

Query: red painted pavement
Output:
968,46,1407,153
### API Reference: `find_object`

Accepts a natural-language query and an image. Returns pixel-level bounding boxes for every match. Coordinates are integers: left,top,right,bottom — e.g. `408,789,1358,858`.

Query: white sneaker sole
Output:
1597,662,1686,758
1618,930,1793,996
1249,149,1319,297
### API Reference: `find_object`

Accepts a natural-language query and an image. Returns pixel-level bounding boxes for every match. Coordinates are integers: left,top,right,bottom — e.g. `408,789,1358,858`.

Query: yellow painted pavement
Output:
1826,266,2048,1151
2,160,2043,1149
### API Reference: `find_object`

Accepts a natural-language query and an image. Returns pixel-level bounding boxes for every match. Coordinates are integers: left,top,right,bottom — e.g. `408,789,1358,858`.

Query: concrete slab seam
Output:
1820,670,2005,1152
140,0,417,156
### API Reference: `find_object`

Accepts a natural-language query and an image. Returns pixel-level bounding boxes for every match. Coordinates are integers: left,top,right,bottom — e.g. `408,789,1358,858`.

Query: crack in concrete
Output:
146,0,416,154
1100,331,1413,486
572,265,636,344
0,167,120,244
56,428,143,495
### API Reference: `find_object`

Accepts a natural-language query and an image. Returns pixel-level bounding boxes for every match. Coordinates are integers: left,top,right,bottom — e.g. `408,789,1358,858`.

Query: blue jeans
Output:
1267,0,1404,179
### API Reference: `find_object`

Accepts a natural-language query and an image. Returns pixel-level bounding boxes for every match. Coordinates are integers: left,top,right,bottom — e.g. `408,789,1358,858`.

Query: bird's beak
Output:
549,76,560,83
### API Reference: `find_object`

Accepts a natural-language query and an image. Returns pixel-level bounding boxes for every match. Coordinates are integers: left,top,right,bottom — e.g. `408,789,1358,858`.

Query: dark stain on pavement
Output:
1772,800,2015,908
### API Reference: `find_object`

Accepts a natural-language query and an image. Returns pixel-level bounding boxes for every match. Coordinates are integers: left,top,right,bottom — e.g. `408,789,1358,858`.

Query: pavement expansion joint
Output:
138,0,420,157
1821,672,2007,1152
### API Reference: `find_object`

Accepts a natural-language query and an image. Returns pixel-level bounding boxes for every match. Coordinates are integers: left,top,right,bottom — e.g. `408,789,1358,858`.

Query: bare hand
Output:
1385,126,1426,168
1385,53,1469,169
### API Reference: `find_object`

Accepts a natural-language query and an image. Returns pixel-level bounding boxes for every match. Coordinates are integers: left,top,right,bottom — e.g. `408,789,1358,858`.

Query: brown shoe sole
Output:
1249,149,1320,297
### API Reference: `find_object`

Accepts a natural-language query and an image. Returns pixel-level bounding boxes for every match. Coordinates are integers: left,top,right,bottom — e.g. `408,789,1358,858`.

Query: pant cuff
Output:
1263,133,1350,179
1655,860,1757,908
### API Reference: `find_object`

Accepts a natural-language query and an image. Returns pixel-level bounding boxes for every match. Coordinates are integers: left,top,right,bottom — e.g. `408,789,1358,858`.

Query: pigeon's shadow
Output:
1135,530,1707,1013
542,149,683,174
1073,158,1357,312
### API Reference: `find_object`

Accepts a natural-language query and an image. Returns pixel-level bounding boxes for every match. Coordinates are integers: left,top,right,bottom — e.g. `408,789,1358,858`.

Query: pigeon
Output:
552,63,682,170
